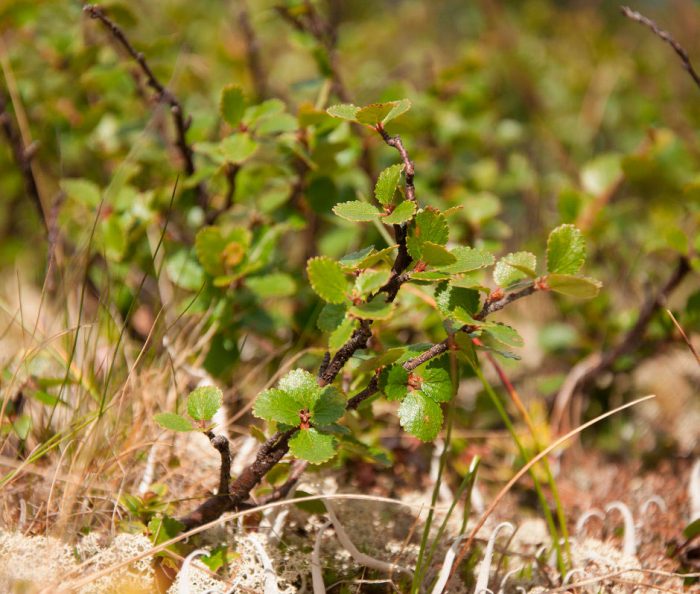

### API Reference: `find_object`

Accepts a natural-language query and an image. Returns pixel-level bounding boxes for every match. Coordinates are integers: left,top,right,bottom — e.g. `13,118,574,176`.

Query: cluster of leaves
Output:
243,100,600,462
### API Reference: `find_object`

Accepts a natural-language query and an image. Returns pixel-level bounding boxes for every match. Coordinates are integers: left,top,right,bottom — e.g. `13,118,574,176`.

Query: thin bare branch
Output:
238,0,268,101
0,90,45,230
476,284,538,320
621,6,700,92
83,4,207,208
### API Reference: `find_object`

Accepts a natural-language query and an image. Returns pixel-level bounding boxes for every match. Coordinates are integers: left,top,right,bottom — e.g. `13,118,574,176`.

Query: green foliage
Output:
332,201,381,222
348,297,395,320
398,392,444,442
307,257,348,304
327,99,412,126
220,85,246,127
153,412,194,433
187,386,223,422
253,369,345,463
375,164,404,205
494,252,537,287
288,428,337,464
546,224,586,275
382,201,416,225
546,274,602,298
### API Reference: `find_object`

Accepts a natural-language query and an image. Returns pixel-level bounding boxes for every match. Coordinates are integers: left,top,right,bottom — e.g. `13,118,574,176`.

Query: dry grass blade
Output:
665,308,700,366
449,394,656,578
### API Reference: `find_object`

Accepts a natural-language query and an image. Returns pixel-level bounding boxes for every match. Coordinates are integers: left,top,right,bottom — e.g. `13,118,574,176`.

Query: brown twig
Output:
83,4,207,208
238,0,268,101
476,284,538,320
621,6,700,91
376,124,416,204
275,1,349,103
205,432,232,497
0,90,45,230
275,1,375,179
551,256,690,434
318,321,372,386
180,429,294,530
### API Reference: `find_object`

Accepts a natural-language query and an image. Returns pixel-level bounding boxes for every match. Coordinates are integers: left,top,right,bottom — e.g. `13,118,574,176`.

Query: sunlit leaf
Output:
546,224,586,275
307,257,348,304
398,392,443,441
289,428,337,464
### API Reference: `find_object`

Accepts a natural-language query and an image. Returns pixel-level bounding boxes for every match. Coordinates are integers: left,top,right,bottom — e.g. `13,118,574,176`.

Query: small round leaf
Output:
187,386,223,421
154,412,193,432
289,428,338,464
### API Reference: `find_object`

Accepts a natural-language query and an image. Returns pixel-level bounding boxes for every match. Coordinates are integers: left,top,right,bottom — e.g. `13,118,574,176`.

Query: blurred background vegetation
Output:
0,0,698,544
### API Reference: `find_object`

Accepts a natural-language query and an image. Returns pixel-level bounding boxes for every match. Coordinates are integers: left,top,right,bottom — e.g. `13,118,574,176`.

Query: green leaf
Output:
411,271,451,282
326,103,359,121
154,412,193,432
349,297,395,320
436,246,495,274
379,365,409,401
353,245,397,269
416,356,453,403
289,428,337,464
166,251,205,291
246,273,297,298
61,178,101,208
199,545,229,573
195,227,228,276
278,369,321,409
546,224,586,275
398,392,443,442
683,518,700,540
257,113,297,135
383,98,412,124
317,302,347,332
482,322,524,348
148,516,185,546
244,98,286,126
219,134,258,163
332,201,381,222
449,274,491,292
382,201,416,225
356,103,395,125
354,269,391,296
187,386,223,421
253,388,303,426
307,257,348,304
220,85,246,127
293,490,327,514
435,282,481,319
375,164,404,205
415,208,449,245
311,387,346,425
494,251,537,288
546,274,602,298
421,242,457,266
339,246,375,268
328,317,355,350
